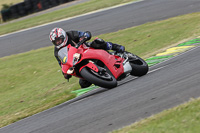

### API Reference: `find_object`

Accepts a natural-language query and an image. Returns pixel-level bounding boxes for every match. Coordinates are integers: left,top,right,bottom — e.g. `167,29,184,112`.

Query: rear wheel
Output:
129,55,149,76
80,67,117,89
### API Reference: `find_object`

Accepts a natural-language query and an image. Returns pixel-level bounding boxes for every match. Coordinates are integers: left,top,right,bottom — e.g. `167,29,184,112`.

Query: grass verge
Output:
0,12,200,127
0,0,136,35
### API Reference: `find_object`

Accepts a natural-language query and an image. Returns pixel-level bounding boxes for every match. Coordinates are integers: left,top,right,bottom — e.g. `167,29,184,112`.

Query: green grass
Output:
1,11,200,128
0,0,136,35
111,98,200,133
0,47,79,126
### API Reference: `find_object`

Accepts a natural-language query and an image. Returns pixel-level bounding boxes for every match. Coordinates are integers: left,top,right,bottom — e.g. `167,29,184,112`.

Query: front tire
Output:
80,67,117,89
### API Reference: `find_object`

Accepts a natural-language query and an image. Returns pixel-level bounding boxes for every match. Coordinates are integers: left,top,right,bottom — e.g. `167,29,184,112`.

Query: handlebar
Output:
75,38,88,49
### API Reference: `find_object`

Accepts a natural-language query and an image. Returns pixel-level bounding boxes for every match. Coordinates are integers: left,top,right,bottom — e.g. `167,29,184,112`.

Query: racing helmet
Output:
49,27,68,49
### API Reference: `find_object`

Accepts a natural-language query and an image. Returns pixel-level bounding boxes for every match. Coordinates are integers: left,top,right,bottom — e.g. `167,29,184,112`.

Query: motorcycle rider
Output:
49,27,125,88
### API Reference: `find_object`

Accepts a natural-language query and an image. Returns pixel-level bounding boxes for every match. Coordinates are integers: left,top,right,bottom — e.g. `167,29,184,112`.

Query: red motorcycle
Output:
60,38,148,89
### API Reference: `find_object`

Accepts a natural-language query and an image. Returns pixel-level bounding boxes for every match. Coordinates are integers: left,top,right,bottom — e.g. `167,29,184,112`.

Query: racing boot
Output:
79,79,92,88
90,38,125,52
107,42,125,53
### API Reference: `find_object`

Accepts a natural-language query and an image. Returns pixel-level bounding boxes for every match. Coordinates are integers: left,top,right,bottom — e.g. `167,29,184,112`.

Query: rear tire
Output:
80,67,117,89
130,55,149,76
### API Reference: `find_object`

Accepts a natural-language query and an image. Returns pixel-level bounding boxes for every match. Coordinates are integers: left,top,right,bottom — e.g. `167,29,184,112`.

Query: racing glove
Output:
63,73,72,82
79,31,92,41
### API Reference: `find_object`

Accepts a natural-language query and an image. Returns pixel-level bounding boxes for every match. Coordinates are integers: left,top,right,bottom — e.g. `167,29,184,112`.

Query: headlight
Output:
73,53,81,66
67,67,74,74
73,53,80,59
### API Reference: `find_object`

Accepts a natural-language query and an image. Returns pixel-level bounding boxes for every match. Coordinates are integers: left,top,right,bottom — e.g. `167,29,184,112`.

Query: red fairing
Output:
79,48,124,79
61,44,77,74
61,63,70,74
61,43,125,79
79,62,99,73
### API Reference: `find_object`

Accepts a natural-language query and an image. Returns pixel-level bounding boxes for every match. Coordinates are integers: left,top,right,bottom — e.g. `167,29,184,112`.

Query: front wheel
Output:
80,67,117,89
129,55,149,77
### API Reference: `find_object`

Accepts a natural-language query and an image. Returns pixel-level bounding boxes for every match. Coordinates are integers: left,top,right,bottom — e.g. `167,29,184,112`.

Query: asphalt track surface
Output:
1,0,200,57
1,0,200,133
